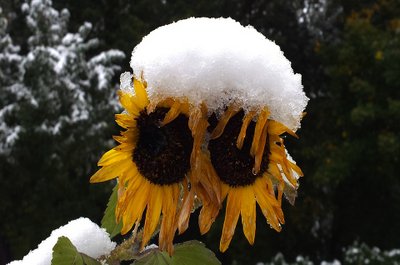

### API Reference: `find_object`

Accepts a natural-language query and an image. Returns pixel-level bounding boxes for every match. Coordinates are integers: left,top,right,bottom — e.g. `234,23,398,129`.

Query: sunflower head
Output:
91,17,308,254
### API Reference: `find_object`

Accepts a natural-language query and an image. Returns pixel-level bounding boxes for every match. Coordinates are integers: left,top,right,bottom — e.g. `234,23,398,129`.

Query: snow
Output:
321,260,341,265
130,17,308,130
387,249,400,257
7,218,116,265
120,72,133,93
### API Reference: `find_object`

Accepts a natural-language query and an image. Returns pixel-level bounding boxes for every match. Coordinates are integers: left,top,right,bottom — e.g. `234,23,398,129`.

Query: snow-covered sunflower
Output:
92,17,308,254
90,78,193,254
206,106,304,252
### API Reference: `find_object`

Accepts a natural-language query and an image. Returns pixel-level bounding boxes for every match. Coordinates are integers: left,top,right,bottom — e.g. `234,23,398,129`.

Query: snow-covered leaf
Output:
51,236,101,265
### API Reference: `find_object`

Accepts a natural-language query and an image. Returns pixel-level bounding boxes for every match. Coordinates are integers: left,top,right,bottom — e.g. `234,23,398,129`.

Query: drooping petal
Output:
253,177,282,232
220,189,242,252
199,199,220,235
161,100,183,126
250,108,269,156
211,105,239,139
268,120,298,138
177,179,194,234
241,186,256,245
141,184,163,249
159,184,178,255
236,111,256,149
253,119,269,174
120,178,149,234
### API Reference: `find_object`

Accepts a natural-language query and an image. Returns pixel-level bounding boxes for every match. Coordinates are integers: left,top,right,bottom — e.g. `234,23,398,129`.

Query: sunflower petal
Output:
97,149,131,167
211,105,239,139
118,90,141,116
253,119,268,174
90,159,132,183
268,120,298,138
115,113,136,129
241,187,256,245
120,177,149,234
236,111,256,149
250,108,269,156
177,181,194,234
199,199,220,234
133,78,149,108
141,184,162,249
161,100,182,126
253,177,282,232
220,189,242,252
159,184,178,255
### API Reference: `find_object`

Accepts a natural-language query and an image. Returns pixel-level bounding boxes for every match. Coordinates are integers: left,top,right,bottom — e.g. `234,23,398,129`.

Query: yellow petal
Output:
115,113,136,129
97,149,131,167
241,187,256,245
90,158,132,183
268,120,298,138
116,170,142,220
253,177,282,232
141,184,162,249
177,180,194,234
133,78,149,108
211,105,238,139
199,199,220,234
190,113,209,172
159,184,178,255
161,100,182,126
250,108,269,156
236,111,256,149
220,189,242,252
253,119,268,174
289,160,304,177
118,90,141,116
268,162,282,181
120,177,149,234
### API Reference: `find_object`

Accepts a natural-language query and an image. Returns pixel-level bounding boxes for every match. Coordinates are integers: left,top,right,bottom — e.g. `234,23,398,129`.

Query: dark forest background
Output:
1,0,399,264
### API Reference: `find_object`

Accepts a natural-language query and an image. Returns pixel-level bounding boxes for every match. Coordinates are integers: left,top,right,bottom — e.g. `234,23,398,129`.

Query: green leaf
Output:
51,236,101,265
52,236,84,265
172,241,221,265
134,251,170,265
133,241,221,265
82,253,103,265
101,183,123,238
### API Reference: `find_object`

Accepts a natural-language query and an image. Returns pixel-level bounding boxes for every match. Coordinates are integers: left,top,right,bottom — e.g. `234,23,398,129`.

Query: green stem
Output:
100,222,161,265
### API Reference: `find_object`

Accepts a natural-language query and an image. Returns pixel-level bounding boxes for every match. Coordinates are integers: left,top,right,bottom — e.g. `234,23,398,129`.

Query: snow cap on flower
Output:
130,17,308,130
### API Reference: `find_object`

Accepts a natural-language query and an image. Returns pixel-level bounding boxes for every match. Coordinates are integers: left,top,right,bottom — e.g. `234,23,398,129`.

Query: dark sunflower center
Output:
208,111,269,187
133,107,192,185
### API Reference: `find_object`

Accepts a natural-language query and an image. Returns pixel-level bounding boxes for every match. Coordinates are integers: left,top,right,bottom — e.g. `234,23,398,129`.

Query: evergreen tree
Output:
316,0,400,258
0,0,124,260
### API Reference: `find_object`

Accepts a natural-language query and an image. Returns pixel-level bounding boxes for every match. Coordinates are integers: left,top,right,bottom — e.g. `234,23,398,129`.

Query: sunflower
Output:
90,78,194,254
200,105,304,252
91,16,308,255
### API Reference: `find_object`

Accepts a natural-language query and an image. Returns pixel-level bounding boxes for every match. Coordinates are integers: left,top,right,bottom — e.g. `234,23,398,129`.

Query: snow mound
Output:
7,217,116,265
130,17,308,130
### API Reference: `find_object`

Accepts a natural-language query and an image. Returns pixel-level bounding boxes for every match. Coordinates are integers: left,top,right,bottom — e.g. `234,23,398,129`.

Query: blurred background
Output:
0,0,399,264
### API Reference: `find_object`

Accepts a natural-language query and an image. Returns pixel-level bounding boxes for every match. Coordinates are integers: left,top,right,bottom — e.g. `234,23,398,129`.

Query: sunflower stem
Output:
100,222,162,264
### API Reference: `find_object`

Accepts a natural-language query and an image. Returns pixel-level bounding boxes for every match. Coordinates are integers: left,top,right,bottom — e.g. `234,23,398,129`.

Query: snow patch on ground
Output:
7,217,116,265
